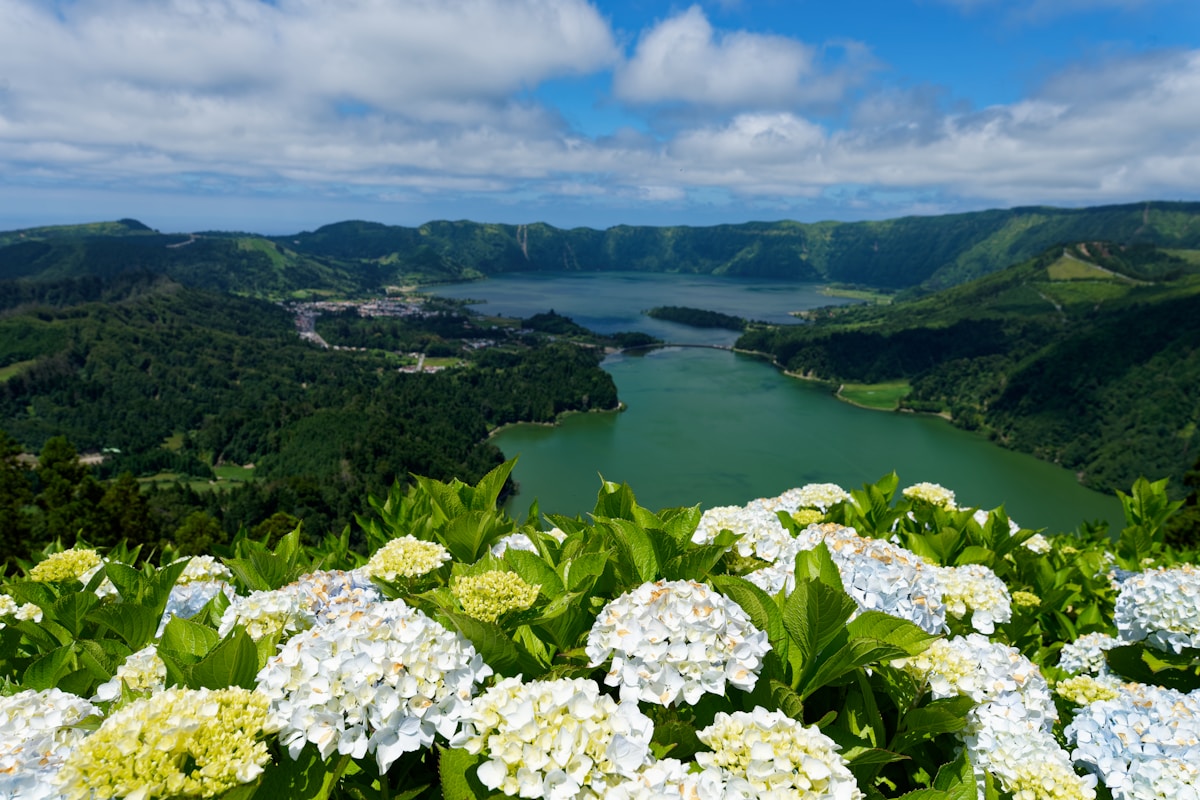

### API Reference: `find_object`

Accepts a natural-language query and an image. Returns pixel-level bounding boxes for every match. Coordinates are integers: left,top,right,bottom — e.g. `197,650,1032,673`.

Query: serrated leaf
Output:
439,745,497,800
23,646,74,690
159,615,220,659
102,562,146,601
50,592,100,638
445,612,537,678
660,504,703,545
503,550,564,596
189,629,259,690
783,578,856,669
561,551,610,593
593,480,638,521
769,678,805,721
603,518,660,583
662,544,728,582
87,603,160,650
801,638,909,700
846,612,939,657
792,543,845,590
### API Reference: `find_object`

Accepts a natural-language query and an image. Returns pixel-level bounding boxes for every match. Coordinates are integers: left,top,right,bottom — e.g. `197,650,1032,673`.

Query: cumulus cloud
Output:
0,0,1198,226
613,5,875,109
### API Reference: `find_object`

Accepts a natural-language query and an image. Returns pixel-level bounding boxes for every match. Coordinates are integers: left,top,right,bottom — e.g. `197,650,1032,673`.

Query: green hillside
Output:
4,202,1200,297
738,242,1200,495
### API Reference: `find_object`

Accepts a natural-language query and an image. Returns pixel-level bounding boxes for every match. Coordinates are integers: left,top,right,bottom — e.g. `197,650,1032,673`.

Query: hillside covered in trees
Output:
738,242,1200,495
3,202,1200,298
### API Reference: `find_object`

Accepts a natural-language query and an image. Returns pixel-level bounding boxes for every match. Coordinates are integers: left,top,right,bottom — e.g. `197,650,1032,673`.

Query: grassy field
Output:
819,285,895,304
0,359,36,382
838,380,910,410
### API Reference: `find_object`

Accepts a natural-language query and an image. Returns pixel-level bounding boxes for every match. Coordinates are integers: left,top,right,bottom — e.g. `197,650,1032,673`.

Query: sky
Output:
1,0,1199,234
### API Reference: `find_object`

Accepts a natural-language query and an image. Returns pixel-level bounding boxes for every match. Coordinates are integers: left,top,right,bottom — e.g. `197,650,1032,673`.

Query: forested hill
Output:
737,242,1200,496
4,202,1200,297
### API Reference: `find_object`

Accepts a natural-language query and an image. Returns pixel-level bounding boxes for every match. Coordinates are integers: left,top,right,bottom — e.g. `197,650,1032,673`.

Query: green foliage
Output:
644,305,747,331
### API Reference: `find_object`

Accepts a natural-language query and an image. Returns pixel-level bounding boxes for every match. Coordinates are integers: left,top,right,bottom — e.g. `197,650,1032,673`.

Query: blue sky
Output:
1,0,1198,234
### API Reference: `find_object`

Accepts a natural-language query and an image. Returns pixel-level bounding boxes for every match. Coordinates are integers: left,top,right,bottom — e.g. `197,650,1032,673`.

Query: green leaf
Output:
159,614,221,659
255,744,343,800
102,562,147,601
472,459,516,511
892,696,974,753
846,612,939,657
23,646,74,690
660,504,703,545
444,612,540,678
87,603,161,650
603,518,661,583
593,480,638,521
662,544,729,582
783,578,856,668
792,542,845,591
49,592,100,638
769,678,805,721
561,551,610,594
502,550,565,596
932,749,978,800
189,629,260,690
439,745,499,800
801,638,910,700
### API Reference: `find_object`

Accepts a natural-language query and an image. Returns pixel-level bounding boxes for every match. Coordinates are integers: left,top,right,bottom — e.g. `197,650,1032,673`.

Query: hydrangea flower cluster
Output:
363,535,452,580
695,708,863,800
607,758,734,800
28,547,103,583
217,568,382,641
257,597,491,771
1066,683,1200,800
175,554,234,583
1113,564,1200,653
0,688,100,800
93,644,167,703
0,593,41,628
692,504,794,563
1058,632,1122,675
452,570,540,622
586,579,770,706
160,578,236,634
450,676,654,800
895,635,1093,800
1012,590,1041,609
934,563,1013,634
1055,674,1122,706
54,686,275,800
790,523,946,634
902,482,957,509
490,527,567,557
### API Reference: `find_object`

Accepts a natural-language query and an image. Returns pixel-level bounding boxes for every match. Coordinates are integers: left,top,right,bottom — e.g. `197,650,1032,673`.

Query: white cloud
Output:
613,6,873,109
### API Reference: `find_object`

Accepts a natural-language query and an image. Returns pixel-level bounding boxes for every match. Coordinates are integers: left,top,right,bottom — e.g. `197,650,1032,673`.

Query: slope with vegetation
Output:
738,242,1200,496
4,202,1200,297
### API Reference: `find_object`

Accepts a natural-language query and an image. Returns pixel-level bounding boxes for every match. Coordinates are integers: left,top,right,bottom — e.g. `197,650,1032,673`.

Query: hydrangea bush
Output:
0,462,1196,800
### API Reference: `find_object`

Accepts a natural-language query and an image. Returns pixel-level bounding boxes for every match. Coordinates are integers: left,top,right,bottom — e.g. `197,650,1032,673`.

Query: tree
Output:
0,430,34,565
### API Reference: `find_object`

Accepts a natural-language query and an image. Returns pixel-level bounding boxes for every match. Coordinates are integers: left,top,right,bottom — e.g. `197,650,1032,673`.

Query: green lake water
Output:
429,273,1124,532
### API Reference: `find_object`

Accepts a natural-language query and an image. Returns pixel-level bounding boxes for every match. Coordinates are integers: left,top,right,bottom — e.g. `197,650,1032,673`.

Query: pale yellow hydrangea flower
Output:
452,570,540,622
55,687,276,800
28,548,102,583
1013,591,1041,609
363,535,451,581
791,508,825,526
1055,675,1121,706
902,482,957,509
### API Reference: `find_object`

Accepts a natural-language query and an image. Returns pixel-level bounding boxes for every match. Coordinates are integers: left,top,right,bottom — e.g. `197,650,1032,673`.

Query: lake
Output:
427,273,1125,533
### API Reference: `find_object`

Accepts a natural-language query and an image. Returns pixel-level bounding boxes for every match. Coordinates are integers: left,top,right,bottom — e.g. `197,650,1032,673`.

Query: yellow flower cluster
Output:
452,570,540,622
892,639,979,700
1002,758,1098,800
28,548,102,583
1013,591,1042,609
55,687,276,800
790,508,825,526
1055,675,1121,706
902,482,957,509
363,535,451,581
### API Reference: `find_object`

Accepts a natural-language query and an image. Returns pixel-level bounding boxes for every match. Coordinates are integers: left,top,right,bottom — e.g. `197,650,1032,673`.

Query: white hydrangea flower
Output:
219,584,310,641
607,758,745,800
490,527,567,557
935,563,1013,634
257,598,491,772
93,645,167,703
0,688,100,800
966,703,1097,800
0,593,16,618
174,554,234,583
217,568,382,641
159,579,236,635
790,524,946,634
1113,564,1200,653
1059,632,1122,676
902,482,957,509
586,579,770,706
692,504,794,563
14,602,42,623
696,708,864,800
450,676,654,800
1066,683,1200,800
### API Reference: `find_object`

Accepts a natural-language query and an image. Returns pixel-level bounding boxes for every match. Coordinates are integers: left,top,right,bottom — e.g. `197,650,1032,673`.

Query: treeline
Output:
738,243,1200,496
645,305,746,331
0,280,619,561
7,202,1200,299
